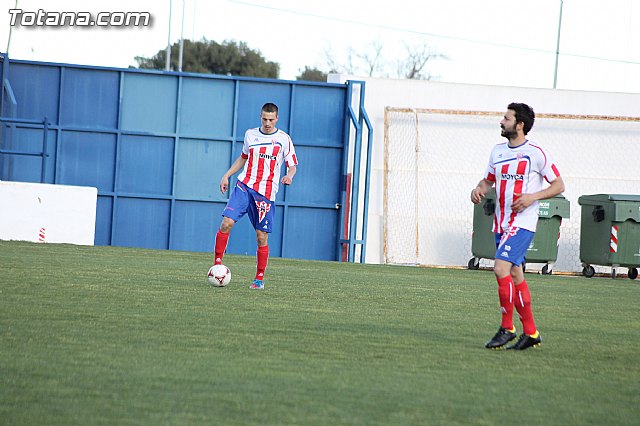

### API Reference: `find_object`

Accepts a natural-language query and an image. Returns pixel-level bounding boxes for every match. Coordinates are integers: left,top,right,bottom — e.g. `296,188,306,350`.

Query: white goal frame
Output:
383,106,640,272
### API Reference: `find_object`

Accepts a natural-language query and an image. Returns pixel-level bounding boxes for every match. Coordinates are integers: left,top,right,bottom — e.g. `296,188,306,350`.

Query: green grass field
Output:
1,240,639,425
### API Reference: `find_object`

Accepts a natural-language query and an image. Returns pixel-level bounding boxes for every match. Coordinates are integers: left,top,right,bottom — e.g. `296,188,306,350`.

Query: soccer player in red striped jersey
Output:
471,103,565,350
214,103,298,289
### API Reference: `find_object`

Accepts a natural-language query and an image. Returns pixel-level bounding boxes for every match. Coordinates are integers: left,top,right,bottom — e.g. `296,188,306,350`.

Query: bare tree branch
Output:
398,42,448,80
354,39,385,77
321,39,447,80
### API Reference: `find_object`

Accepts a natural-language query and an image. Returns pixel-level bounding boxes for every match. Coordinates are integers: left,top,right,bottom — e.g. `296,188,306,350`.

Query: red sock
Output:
514,280,537,335
496,275,515,330
214,230,230,265
255,245,269,280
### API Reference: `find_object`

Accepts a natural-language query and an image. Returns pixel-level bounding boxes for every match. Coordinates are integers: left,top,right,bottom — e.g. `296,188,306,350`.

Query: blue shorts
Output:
222,182,275,233
494,227,535,266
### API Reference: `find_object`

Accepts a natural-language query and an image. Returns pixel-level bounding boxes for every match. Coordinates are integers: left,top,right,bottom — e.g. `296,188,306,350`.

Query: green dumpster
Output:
577,194,640,280
470,189,499,264
468,188,570,274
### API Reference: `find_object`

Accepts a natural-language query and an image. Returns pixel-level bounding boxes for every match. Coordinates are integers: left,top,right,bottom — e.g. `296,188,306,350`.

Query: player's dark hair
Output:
262,102,279,115
508,102,535,135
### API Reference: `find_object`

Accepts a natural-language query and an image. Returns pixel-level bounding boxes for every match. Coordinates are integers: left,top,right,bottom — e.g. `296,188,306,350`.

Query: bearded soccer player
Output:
214,102,298,289
470,102,565,350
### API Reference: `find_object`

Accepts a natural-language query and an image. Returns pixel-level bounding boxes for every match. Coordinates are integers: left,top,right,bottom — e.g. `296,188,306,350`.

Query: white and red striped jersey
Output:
484,140,561,233
237,127,298,201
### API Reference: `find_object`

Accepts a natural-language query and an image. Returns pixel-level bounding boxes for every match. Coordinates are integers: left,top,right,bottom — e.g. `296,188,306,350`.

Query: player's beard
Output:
501,125,517,140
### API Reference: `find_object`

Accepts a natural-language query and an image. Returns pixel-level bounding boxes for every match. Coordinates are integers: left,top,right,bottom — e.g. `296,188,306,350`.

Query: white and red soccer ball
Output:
207,264,232,287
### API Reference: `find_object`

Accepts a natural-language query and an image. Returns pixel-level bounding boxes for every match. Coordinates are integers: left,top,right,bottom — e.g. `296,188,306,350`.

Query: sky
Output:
2,0,639,93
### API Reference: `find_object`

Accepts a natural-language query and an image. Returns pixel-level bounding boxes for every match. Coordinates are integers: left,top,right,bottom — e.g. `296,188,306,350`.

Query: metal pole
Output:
178,0,185,72
192,0,196,40
6,0,19,54
358,83,373,263
41,117,49,183
165,0,173,71
553,0,564,89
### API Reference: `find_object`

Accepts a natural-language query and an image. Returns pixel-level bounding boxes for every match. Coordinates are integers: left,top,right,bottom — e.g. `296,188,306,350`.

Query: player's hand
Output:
220,176,229,193
512,193,535,212
281,175,293,185
471,187,485,204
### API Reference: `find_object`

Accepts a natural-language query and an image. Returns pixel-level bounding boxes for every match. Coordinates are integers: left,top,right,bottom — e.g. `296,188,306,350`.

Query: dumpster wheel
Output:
467,258,480,270
541,264,552,275
582,265,595,278
629,268,638,280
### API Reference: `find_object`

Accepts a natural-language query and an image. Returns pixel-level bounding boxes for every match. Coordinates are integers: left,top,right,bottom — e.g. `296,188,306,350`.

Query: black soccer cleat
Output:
485,327,517,349
506,333,542,350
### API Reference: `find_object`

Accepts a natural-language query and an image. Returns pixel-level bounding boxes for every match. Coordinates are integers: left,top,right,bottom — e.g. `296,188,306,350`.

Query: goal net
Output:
383,107,640,273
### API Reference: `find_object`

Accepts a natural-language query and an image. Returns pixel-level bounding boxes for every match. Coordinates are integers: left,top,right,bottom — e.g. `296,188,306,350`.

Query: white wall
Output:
330,75,640,269
0,181,98,245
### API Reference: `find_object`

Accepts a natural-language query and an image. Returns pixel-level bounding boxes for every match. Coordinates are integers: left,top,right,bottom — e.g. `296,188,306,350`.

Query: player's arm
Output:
281,165,296,185
512,176,565,212
471,179,493,204
220,155,248,193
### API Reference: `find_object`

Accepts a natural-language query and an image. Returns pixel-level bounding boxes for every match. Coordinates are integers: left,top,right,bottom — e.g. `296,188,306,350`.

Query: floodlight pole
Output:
553,0,564,89
6,0,19,54
178,0,185,72
165,0,173,71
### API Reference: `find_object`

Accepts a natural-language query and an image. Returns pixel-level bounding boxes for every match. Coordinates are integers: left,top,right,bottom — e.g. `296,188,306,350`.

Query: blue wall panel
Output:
174,138,230,201
284,207,338,260
113,198,170,249
286,145,341,205
3,59,352,262
118,135,174,195
121,73,177,133
171,200,225,252
8,63,59,123
237,81,291,135
95,196,113,246
180,78,235,137
0,152,41,183
61,68,119,129
292,86,345,146
0,127,56,183
58,131,116,191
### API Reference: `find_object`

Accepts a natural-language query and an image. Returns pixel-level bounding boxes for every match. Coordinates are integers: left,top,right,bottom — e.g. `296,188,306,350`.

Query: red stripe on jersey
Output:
498,164,509,233
287,153,298,167
253,146,267,192
263,145,281,199
545,164,561,183
507,161,528,229
530,143,548,168
486,172,496,183
242,148,255,186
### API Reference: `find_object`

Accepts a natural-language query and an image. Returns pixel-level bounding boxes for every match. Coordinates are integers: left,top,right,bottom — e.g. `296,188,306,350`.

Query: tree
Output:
322,39,447,80
354,40,385,77
397,43,447,80
296,66,328,82
135,38,280,78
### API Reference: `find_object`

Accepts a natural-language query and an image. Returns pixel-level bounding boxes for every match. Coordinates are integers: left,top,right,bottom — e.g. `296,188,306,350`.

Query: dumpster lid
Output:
606,194,640,202
578,194,640,203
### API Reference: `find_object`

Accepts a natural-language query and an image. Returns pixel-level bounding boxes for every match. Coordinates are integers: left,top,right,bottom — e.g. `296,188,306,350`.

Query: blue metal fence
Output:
0,54,370,262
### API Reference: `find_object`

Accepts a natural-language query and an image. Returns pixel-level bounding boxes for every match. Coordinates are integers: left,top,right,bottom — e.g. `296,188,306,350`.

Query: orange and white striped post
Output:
609,225,618,253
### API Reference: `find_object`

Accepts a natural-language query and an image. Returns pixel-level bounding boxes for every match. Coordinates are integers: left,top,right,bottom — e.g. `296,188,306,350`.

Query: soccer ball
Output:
207,264,231,287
